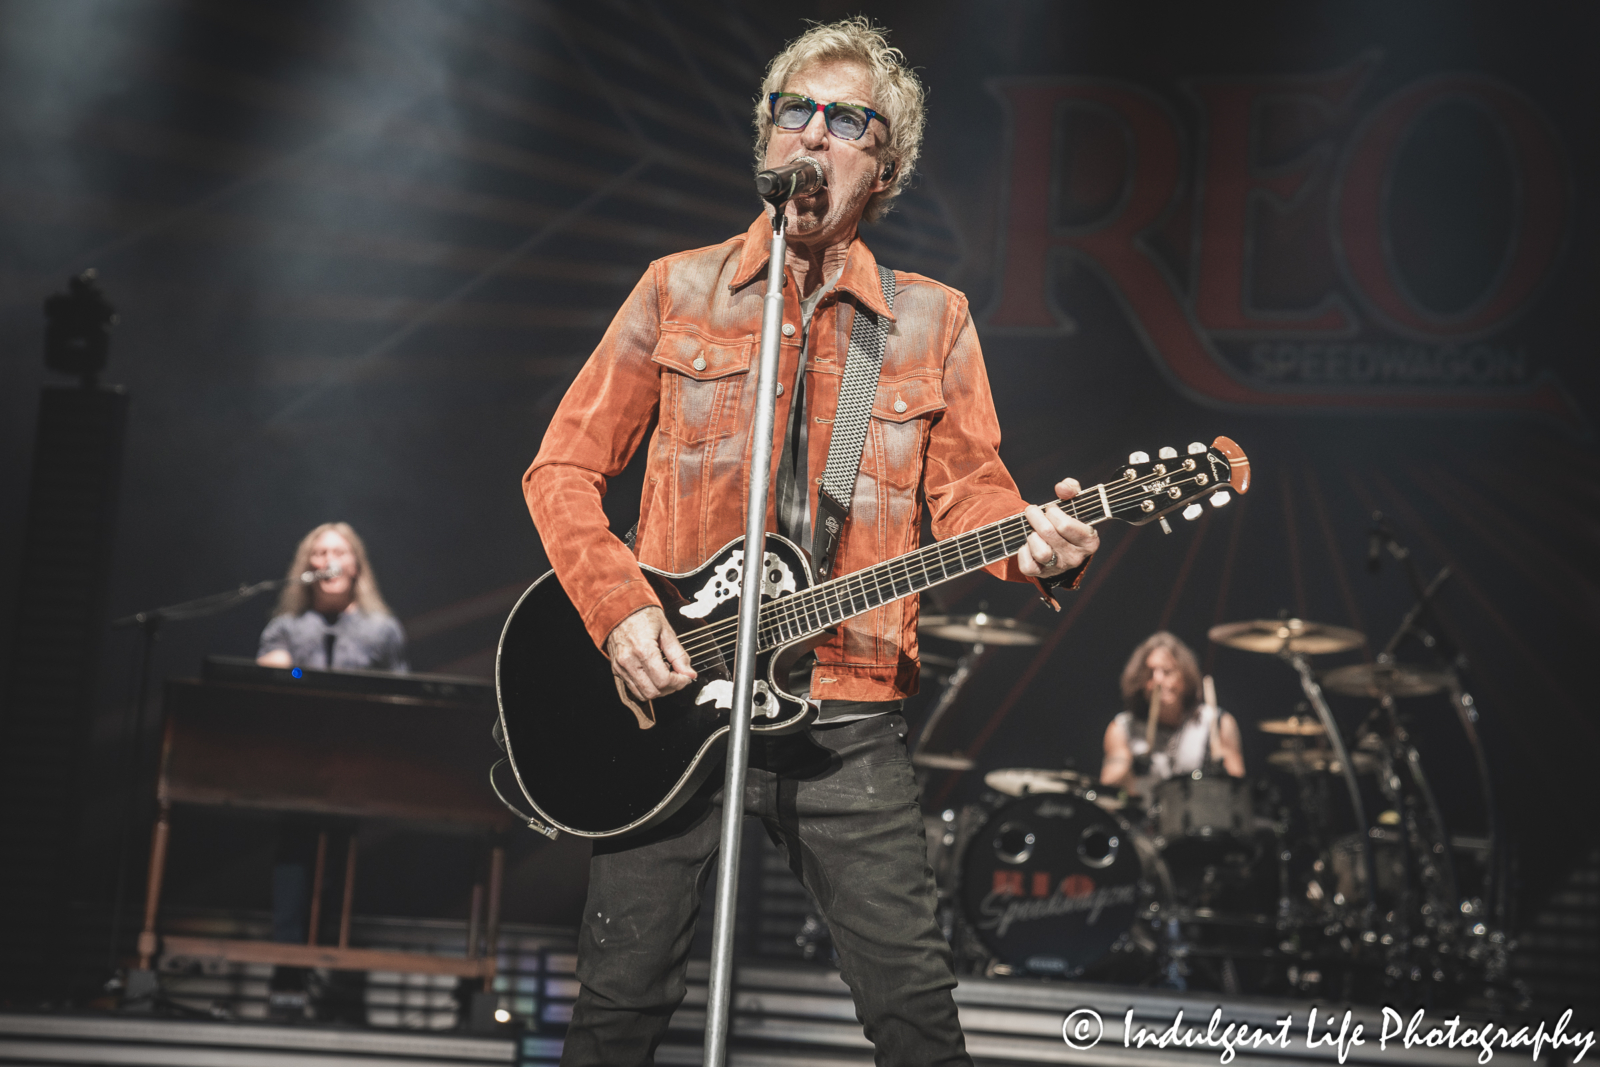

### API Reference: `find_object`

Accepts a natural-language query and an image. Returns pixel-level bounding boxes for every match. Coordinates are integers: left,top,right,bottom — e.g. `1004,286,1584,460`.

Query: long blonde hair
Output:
272,522,392,618
1119,631,1201,715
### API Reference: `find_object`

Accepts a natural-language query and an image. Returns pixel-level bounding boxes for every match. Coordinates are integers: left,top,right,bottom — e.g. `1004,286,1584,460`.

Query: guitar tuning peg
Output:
1128,451,1150,464
1183,503,1203,520
1210,490,1231,508
1158,446,1177,460
1159,517,1173,534
1186,442,1206,455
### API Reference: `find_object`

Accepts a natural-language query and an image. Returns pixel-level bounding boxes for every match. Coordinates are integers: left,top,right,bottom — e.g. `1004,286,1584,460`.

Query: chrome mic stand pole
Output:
703,209,787,1067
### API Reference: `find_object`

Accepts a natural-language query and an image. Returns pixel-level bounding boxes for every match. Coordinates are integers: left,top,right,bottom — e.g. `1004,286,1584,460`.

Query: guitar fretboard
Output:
753,492,1104,650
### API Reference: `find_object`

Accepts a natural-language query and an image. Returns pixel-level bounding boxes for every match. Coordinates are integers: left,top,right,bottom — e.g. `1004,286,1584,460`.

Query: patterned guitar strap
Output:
811,263,896,581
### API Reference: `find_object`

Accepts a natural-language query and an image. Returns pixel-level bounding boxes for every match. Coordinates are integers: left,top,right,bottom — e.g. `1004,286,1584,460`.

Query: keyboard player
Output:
254,521,407,1017
256,522,407,673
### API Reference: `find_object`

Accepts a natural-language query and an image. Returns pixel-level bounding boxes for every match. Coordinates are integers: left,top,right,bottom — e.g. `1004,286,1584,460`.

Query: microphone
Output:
300,561,344,584
1366,512,1385,573
755,156,824,205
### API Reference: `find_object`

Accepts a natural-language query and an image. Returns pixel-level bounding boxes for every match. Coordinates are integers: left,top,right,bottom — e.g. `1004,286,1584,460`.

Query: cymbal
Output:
1266,748,1382,775
1321,662,1452,699
911,751,975,771
1209,618,1365,656
919,613,1045,646
1257,716,1325,737
983,767,1094,796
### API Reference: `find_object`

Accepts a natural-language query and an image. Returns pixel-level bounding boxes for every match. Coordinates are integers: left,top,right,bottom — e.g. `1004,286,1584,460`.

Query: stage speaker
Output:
0,382,129,997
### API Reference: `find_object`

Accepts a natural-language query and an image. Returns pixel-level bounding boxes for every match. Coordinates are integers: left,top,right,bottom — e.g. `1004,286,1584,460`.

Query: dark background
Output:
1,0,1594,935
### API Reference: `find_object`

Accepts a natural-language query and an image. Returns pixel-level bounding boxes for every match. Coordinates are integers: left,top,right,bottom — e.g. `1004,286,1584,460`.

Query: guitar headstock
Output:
1100,436,1251,527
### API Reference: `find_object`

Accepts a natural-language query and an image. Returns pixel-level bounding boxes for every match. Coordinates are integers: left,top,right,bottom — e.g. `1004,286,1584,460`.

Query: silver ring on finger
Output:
1046,550,1058,569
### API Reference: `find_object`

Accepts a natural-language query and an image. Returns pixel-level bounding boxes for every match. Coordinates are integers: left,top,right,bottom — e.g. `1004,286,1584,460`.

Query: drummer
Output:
1100,632,1244,793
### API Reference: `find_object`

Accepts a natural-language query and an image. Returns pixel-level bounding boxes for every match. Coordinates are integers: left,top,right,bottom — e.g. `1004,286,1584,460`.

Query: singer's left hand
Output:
1016,478,1098,580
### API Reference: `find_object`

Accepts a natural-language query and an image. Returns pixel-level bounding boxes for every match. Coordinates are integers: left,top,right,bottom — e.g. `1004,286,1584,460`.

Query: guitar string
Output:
690,463,1222,656
674,472,1213,669
669,465,1225,669
674,466,1221,666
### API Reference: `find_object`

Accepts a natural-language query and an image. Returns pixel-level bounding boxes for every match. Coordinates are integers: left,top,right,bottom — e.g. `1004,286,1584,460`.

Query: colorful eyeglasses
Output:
768,92,888,141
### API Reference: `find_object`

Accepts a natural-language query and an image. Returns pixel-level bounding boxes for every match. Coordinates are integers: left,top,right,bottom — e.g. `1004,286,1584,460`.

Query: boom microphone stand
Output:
703,166,810,1065
104,577,293,996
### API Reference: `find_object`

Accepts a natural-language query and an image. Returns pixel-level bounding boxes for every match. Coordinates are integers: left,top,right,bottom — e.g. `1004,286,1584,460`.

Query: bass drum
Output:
956,790,1168,978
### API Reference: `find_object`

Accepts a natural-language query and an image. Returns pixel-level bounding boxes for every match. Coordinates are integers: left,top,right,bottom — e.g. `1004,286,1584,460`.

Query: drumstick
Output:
1144,681,1160,752
1203,674,1222,762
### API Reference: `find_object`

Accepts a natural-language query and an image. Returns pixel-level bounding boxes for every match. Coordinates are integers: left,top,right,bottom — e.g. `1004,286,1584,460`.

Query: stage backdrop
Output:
1,0,1594,930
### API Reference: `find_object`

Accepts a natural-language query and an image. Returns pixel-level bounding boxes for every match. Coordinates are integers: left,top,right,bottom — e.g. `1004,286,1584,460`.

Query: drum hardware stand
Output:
1371,515,1504,936
1369,518,1504,959
105,576,298,1004
703,207,788,1067
1281,647,1378,927
910,637,982,761
1159,916,1190,991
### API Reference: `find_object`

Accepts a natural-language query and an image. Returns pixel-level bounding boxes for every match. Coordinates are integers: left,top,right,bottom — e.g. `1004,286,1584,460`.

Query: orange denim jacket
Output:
523,216,1084,702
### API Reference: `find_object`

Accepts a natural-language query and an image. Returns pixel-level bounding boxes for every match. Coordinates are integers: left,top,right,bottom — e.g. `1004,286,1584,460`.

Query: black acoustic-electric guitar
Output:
495,437,1250,839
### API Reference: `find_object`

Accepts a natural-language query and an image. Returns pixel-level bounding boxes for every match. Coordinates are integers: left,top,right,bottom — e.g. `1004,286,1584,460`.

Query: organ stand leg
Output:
135,800,172,971
338,834,358,950
483,845,504,991
466,883,484,962
306,831,328,946
464,844,509,1031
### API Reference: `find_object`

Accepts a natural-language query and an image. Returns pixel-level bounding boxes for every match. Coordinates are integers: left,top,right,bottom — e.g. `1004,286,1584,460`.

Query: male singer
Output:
523,18,1097,1066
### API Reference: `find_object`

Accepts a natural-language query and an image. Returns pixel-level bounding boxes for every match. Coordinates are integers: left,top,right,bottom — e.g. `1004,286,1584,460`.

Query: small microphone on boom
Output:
755,156,824,205
300,561,344,584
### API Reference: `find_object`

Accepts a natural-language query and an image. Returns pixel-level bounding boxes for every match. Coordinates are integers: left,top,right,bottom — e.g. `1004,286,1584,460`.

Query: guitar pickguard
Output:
679,548,798,619
694,677,782,719
695,679,733,709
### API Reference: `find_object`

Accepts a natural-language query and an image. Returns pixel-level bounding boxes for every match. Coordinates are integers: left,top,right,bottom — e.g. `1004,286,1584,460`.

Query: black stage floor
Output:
9,956,1585,1067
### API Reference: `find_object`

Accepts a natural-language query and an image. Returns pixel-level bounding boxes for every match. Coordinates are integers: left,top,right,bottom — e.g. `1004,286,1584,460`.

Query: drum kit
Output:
905,608,1508,999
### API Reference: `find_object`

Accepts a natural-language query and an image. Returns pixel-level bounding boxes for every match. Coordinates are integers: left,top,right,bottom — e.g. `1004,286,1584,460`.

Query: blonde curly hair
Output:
752,17,926,222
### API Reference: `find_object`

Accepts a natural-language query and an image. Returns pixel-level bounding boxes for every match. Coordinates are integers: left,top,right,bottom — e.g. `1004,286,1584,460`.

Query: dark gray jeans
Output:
560,711,971,1067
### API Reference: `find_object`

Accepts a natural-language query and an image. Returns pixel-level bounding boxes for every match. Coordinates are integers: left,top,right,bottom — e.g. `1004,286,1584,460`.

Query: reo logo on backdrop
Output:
985,55,1575,424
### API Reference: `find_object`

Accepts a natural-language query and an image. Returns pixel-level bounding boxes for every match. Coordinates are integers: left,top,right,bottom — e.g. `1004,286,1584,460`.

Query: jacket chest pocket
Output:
652,332,752,444
865,375,945,488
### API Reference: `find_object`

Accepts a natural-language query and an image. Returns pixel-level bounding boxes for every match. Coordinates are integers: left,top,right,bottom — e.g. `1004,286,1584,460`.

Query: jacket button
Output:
782,323,796,337
893,399,908,413
775,383,784,396
692,357,707,371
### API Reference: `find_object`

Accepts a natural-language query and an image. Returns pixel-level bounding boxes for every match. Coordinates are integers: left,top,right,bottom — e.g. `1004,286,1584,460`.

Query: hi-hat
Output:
920,613,1045,646
1257,716,1326,736
1321,662,1451,699
1209,618,1365,656
984,767,1093,796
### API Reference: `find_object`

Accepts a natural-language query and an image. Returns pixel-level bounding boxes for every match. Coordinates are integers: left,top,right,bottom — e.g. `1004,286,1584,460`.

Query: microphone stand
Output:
104,577,289,994
703,209,787,1067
